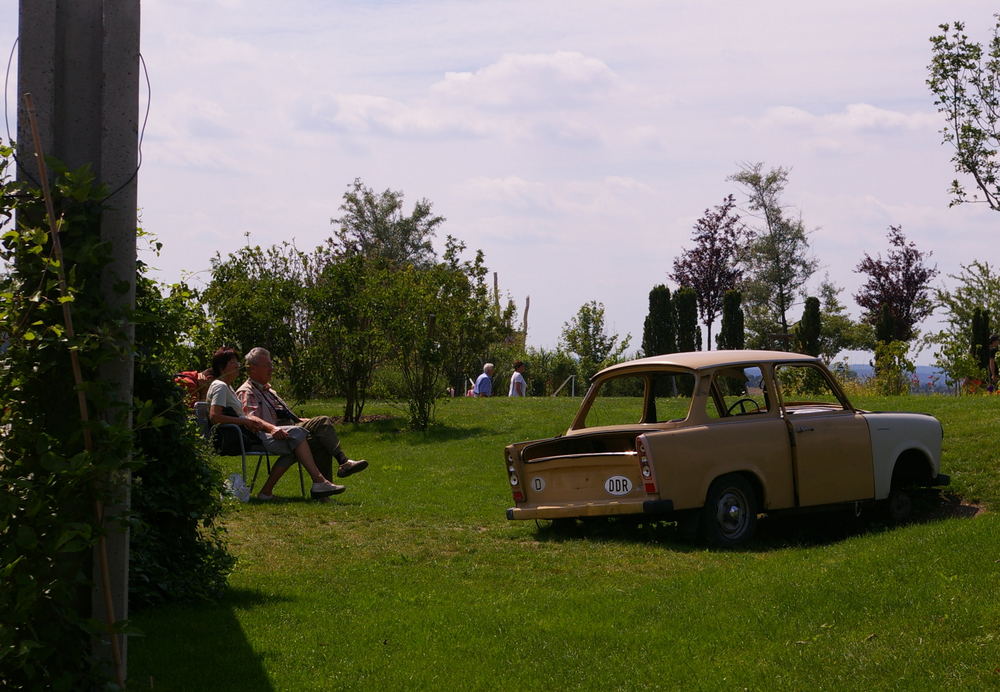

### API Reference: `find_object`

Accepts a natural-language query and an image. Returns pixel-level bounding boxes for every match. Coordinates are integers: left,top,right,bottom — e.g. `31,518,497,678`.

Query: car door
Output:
645,365,796,511
775,363,874,507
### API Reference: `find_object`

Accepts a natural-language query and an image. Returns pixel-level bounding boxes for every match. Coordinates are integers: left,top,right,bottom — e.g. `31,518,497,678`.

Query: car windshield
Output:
581,370,695,428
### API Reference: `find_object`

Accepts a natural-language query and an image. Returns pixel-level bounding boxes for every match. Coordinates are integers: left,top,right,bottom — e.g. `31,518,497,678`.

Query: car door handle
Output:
796,426,815,433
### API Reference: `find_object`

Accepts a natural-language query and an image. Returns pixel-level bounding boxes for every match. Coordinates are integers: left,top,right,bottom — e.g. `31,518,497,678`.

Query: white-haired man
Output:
237,347,368,483
473,363,495,397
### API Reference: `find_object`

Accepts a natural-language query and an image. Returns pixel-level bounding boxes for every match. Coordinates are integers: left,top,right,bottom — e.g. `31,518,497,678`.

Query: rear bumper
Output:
506,498,674,521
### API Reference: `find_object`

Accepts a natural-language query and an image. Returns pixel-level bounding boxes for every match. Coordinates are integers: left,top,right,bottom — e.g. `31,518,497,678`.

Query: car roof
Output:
595,349,821,378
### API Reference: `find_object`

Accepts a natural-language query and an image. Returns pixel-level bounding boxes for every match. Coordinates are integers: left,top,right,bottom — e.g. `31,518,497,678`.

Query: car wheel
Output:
884,488,913,524
700,474,758,548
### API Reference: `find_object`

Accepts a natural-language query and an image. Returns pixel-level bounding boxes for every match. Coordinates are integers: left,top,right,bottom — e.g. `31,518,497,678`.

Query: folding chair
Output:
193,401,303,496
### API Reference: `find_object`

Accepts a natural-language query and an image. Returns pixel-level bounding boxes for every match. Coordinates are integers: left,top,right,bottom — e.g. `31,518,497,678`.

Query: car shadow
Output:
531,491,983,552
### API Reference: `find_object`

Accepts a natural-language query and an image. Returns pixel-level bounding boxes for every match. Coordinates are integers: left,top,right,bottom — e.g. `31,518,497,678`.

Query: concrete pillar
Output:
17,0,140,681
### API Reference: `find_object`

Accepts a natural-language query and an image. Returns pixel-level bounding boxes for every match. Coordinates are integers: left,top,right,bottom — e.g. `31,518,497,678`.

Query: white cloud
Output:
430,51,619,109
298,51,632,145
753,104,939,134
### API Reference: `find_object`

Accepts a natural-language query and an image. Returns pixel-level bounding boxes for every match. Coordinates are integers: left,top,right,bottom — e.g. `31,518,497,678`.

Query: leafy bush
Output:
0,150,133,689
0,144,234,688
873,341,914,396
129,359,234,608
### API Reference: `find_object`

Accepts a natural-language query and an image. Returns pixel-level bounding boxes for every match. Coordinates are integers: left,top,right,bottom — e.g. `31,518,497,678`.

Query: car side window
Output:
707,366,768,418
774,364,847,411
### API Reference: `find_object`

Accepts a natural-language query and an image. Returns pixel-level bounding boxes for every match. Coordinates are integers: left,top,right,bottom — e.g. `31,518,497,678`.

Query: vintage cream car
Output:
504,350,949,546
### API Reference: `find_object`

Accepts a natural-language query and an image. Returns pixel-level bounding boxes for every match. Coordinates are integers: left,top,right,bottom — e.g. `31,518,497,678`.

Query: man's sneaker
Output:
256,492,276,502
337,459,369,478
311,481,346,499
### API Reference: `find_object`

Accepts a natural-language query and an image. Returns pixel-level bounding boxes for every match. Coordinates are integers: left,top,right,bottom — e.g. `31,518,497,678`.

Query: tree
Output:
730,163,817,348
331,177,444,266
971,307,992,371
641,284,676,356
815,277,873,362
854,226,939,343
674,287,701,352
873,340,915,395
670,195,746,348
874,303,897,344
384,238,513,429
305,252,393,422
796,296,822,356
524,346,578,396
436,237,516,397
924,260,1000,385
560,300,631,382
201,242,313,395
717,290,745,350
928,17,1000,210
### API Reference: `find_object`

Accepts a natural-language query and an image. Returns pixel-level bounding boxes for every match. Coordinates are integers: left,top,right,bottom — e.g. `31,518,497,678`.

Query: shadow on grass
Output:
396,424,494,444
529,490,983,552
129,587,287,691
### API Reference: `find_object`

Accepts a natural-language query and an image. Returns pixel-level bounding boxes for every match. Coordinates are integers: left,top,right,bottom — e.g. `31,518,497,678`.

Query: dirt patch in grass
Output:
922,491,986,520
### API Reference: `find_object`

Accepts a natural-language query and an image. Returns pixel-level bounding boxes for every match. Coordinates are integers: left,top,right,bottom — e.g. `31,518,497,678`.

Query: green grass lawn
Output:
128,395,1000,690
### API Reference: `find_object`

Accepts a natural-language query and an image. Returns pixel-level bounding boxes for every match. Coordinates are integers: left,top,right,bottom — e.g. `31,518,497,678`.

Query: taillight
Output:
507,451,523,502
637,436,657,494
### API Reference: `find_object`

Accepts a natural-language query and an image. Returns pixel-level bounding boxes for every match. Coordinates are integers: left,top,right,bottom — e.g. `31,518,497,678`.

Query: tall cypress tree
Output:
971,307,991,371
642,284,676,356
675,287,700,352
717,290,744,350
797,296,822,356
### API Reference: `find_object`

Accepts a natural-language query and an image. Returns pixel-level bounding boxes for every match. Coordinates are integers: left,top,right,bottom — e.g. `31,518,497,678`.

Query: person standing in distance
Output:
474,363,494,397
508,361,527,397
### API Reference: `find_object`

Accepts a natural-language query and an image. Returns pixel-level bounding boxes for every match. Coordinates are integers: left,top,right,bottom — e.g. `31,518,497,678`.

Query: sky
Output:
3,1,998,365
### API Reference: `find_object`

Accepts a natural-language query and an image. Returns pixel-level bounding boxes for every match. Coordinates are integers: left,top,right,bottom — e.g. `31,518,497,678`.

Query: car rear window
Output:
582,371,695,427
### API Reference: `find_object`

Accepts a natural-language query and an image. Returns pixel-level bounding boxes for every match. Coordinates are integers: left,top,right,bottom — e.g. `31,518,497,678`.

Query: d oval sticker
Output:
604,475,632,496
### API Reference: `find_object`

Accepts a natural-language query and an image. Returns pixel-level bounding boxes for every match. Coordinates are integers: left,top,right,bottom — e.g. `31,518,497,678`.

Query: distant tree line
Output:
630,162,948,395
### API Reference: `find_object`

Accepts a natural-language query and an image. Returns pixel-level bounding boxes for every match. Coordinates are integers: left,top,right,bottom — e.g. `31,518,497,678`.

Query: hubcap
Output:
716,490,748,536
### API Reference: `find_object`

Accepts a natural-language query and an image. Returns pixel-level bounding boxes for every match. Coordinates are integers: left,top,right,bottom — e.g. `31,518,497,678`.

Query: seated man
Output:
236,347,369,481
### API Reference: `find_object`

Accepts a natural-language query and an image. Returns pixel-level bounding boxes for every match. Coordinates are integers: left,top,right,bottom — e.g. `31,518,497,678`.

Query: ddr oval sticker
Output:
604,475,632,496
531,477,545,492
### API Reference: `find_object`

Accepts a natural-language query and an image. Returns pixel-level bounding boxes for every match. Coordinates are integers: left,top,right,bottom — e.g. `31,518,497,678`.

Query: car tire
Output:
884,488,913,524
699,474,758,548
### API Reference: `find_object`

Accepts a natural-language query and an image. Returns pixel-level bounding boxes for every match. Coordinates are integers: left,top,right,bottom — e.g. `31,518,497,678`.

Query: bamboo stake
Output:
22,92,125,689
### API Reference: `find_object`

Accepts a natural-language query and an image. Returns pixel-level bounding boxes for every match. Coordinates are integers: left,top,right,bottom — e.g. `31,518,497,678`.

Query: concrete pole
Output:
17,0,140,680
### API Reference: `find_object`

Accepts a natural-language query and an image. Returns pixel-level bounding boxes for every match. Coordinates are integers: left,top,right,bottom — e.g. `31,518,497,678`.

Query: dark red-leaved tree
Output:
854,226,939,343
671,195,746,349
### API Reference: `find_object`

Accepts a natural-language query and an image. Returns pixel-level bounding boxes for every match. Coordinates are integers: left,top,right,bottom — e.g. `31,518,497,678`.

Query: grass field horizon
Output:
129,394,1000,690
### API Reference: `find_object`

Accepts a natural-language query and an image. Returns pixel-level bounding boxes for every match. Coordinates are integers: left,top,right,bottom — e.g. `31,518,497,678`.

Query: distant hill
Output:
846,364,951,393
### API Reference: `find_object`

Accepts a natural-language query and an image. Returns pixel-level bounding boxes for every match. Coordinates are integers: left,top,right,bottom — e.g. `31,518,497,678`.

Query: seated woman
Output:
206,347,343,501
